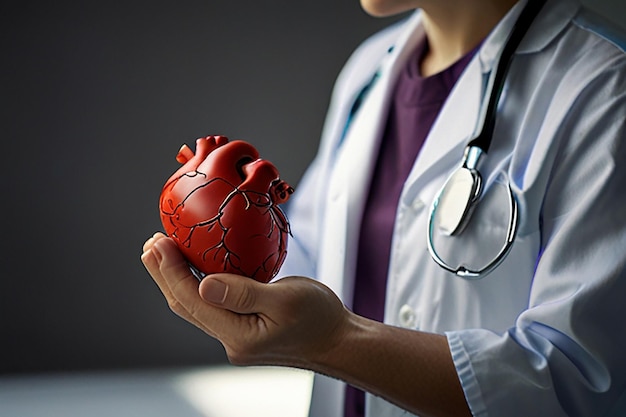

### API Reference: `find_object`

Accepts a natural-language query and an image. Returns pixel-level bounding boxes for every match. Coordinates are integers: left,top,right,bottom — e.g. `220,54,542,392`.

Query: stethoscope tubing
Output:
469,0,548,154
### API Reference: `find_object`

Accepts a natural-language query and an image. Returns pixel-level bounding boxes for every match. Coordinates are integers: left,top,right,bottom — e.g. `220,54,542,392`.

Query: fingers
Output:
142,231,167,253
141,234,219,338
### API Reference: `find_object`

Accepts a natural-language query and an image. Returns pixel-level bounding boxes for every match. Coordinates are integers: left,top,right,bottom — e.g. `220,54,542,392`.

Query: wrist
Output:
308,308,377,383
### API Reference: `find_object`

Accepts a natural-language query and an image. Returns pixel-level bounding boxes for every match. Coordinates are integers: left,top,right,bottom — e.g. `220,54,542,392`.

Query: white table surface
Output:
0,365,313,417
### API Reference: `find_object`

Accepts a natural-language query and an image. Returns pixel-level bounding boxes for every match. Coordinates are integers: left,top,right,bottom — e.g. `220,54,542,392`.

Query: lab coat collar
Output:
479,0,580,73
391,0,580,77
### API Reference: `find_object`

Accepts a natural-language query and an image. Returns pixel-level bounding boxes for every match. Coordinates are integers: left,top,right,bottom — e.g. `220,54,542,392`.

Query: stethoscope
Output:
343,0,546,279
428,0,546,279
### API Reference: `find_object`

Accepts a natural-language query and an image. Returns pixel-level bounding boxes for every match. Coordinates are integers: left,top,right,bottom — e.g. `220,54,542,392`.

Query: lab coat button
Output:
399,304,416,328
411,198,425,211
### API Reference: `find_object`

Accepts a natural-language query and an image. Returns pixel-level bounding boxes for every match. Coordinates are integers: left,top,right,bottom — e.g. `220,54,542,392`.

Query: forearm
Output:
308,310,472,417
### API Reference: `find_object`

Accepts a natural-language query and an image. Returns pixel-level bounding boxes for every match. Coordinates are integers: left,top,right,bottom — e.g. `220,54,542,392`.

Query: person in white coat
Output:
141,0,626,416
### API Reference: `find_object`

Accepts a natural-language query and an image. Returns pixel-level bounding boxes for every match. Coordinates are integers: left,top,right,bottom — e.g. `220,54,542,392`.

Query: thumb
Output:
199,273,266,314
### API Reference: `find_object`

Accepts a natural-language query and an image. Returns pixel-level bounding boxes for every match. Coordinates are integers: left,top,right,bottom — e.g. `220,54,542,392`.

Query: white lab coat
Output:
279,0,626,415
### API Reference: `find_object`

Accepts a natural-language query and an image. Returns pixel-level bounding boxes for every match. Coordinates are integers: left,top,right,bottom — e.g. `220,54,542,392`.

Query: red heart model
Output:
159,135,293,283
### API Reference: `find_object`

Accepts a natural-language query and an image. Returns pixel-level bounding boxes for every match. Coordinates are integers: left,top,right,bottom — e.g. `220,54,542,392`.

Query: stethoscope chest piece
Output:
434,166,483,236
427,149,519,279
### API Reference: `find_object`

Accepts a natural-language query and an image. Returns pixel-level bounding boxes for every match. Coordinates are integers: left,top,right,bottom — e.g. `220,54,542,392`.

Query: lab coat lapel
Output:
318,55,395,304
318,15,425,303
405,57,484,190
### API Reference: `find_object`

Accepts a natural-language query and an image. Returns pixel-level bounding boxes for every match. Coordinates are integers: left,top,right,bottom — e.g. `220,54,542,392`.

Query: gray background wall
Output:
1,0,625,375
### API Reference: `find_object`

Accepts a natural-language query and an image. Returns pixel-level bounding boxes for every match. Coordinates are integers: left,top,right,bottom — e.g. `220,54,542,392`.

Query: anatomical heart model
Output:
159,135,293,283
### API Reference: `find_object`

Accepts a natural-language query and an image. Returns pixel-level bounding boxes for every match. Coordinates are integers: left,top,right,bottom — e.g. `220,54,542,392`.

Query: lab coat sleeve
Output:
447,54,626,416
275,49,352,280
275,157,322,279
276,55,355,279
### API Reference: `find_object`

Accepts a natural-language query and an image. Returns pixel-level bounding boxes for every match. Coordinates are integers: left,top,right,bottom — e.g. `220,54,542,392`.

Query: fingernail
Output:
203,279,228,304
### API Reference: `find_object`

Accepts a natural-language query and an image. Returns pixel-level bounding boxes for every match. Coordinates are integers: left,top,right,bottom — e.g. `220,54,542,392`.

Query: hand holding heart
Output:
141,232,349,367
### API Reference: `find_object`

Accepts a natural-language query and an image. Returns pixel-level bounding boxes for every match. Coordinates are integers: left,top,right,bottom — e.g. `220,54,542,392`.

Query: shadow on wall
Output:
0,0,402,374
